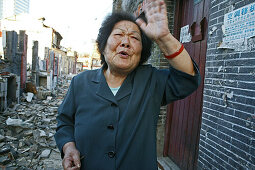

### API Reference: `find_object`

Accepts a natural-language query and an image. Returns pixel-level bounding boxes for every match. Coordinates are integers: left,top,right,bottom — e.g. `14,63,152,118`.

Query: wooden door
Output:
163,0,209,169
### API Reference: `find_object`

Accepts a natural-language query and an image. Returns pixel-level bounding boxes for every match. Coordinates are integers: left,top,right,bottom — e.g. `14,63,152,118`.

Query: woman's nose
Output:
120,37,130,48
121,43,130,48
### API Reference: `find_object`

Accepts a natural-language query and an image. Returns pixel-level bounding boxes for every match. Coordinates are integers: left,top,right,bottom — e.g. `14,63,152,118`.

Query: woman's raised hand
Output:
136,0,170,41
136,0,195,76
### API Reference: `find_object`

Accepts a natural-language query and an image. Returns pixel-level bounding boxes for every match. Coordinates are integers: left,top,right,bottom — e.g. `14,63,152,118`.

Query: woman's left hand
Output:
136,0,170,41
136,0,195,76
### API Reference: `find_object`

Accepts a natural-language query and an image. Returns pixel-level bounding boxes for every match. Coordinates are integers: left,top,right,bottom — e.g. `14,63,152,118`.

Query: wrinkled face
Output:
103,20,142,73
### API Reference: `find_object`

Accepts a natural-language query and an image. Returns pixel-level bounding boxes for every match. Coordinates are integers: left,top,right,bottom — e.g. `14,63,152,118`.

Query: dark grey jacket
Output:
55,63,200,170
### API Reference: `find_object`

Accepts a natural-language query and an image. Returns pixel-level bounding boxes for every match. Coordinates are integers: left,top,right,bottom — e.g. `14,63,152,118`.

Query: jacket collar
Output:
92,67,133,103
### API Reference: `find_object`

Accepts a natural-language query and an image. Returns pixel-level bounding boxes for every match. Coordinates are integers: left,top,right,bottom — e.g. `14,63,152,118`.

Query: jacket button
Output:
108,151,115,158
107,124,114,130
111,103,117,107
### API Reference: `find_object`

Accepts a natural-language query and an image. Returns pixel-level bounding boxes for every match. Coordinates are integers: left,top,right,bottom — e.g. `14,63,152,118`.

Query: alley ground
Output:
0,75,74,169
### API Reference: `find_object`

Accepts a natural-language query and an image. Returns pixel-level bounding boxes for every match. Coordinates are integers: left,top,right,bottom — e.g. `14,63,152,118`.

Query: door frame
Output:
163,0,209,169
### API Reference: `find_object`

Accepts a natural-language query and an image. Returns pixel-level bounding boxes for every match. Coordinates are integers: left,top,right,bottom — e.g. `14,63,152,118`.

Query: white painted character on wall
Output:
247,37,255,51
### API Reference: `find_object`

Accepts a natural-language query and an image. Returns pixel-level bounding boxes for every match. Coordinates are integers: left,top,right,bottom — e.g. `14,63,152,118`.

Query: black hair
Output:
96,12,152,69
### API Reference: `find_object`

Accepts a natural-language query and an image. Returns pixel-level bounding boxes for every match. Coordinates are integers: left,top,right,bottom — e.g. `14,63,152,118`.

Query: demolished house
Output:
0,13,77,112
0,14,78,169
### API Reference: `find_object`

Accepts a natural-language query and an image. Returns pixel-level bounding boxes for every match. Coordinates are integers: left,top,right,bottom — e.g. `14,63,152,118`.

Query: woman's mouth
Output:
119,51,129,58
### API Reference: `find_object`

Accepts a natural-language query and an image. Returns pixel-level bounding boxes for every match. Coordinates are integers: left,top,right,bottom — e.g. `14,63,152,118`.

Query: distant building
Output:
0,0,3,19
0,13,63,64
0,0,30,19
77,42,101,70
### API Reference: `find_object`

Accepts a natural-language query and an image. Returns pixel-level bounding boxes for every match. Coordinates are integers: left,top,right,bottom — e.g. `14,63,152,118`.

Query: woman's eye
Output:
131,36,139,40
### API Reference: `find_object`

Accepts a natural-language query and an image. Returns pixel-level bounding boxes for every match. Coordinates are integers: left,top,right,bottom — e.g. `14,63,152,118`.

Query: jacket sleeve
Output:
160,58,201,106
54,77,76,158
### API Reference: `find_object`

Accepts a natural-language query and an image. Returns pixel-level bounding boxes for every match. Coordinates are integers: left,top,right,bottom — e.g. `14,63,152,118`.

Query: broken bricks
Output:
0,76,69,169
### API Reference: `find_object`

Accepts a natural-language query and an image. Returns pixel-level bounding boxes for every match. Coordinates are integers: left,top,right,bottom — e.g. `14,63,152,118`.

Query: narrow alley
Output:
1,0,255,170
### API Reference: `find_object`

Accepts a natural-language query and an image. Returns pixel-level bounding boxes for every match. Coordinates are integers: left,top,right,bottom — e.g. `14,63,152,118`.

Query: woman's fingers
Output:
136,18,146,30
62,157,81,170
62,157,74,169
72,153,81,168
144,0,164,14
62,147,81,170
159,0,167,14
137,0,169,40
143,0,167,25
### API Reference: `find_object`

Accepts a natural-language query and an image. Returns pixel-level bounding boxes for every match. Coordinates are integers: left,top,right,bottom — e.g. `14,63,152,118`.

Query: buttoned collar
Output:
92,67,134,103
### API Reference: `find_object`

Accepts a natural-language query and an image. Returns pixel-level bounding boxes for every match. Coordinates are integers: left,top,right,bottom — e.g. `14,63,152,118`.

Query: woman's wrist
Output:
63,142,76,154
164,44,184,59
155,33,182,56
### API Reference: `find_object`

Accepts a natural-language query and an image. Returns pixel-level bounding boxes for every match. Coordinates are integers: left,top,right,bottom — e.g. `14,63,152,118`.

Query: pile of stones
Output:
0,76,71,169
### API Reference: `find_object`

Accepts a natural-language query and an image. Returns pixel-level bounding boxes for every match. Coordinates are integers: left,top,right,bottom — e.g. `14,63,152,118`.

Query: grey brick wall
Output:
198,0,255,169
112,0,122,12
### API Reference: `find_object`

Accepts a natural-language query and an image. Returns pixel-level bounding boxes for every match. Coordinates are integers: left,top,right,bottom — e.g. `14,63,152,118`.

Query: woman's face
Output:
103,20,142,73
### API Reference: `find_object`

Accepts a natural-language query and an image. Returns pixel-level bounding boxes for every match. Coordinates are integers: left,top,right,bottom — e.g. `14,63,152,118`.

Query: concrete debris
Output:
0,156,11,166
6,118,23,126
0,134,5,142
0,76,71,169
39,129,47,137
47,96,53,101
5,136,17,141
41,149,51,158
37,87,52,100
0,146,10,155
17,157,27,167
26,92,34,102
6,117,32,128
26,82,37,94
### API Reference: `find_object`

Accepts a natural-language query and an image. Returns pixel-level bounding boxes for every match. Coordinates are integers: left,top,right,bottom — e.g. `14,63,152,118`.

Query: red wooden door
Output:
164,0,209,169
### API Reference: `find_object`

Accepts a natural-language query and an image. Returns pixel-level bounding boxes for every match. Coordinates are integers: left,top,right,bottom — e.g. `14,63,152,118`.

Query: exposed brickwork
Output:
148,0,176,70
112,0,123,12
198,0,255,169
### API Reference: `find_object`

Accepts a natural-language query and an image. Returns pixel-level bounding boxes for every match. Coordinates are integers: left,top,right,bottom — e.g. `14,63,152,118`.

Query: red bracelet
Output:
164,44,184,59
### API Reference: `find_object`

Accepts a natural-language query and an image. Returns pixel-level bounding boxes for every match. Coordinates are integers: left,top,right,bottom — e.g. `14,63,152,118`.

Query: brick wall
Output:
198,0,255,169
112,0,122,12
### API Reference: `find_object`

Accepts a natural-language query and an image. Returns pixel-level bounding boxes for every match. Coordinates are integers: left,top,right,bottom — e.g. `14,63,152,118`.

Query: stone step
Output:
158,157,180,170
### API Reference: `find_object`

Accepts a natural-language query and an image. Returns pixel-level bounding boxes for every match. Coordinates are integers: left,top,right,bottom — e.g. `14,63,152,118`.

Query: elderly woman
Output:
55,0,200,169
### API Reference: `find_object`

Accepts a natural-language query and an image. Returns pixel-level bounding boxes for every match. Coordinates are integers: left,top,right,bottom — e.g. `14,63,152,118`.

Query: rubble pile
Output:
0,76,71,169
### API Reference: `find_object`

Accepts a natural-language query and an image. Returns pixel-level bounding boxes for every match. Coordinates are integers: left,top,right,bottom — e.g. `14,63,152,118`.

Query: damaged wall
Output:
198,0,255,169
0,74,20,112
2,31,21,76
0,30,26,111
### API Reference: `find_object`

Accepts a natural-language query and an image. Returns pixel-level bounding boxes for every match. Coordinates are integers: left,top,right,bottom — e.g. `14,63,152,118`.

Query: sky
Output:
30,0,113,54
